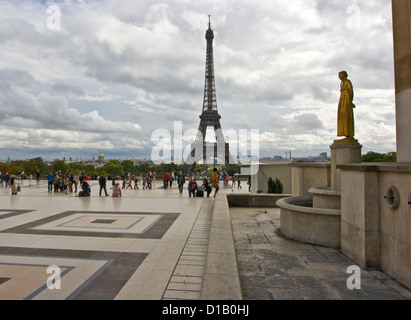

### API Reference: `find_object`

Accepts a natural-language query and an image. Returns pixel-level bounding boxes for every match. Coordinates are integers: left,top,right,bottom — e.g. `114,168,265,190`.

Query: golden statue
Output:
336,71,356,143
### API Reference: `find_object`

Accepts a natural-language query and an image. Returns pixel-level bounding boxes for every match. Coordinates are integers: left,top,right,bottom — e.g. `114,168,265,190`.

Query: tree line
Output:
0,157,241,179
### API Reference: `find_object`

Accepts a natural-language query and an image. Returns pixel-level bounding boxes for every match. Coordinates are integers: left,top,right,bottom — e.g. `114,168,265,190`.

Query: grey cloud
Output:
293,113,324,131
52,83,86,97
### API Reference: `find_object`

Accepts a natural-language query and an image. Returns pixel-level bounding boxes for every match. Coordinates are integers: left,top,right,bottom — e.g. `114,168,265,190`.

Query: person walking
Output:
125,177,133,190
10,176,18,195
211,168,219,197
4,172,10,188
177,171,185,194
142,175,147,190
163,172,169,190
99,175,109,196
73,173,79,193
169,172,174,189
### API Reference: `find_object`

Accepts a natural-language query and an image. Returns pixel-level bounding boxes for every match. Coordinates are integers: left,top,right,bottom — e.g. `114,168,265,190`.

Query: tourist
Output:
202,177,212,197
99,175,109,196
126,177,133,190
142,175,147,189
54,172,60,192
188,177,197,197
36,169,40,182
177,171,185,194
212,168,219,197
169,171,173,189
78,181,91,197
112,183,122,197
163,172,169,189
73,173,79,192
134,173,140,190
47,172,54,193
10,176,18,195
146,171,152,189
4,172,10,188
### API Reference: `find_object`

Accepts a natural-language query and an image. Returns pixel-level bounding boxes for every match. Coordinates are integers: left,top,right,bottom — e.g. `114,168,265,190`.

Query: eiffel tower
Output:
185,17,234,174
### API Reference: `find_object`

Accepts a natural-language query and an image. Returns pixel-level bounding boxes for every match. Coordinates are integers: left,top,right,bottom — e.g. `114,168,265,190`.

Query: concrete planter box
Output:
276,196,341,249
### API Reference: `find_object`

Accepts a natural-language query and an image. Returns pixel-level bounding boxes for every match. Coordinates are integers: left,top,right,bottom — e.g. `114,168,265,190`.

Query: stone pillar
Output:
340,167,380,269
392,0,411,162
330,141,362,191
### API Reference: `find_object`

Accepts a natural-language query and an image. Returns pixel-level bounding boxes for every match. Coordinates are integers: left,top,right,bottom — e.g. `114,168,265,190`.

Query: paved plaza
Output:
0,180,410,300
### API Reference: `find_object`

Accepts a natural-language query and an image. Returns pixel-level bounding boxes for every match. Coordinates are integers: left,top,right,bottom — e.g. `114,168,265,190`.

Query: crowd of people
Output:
0,171,23,195
1,168,250,197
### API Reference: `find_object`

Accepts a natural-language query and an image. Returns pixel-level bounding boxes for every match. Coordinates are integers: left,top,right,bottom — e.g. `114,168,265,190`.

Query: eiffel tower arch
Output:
185,17,235,174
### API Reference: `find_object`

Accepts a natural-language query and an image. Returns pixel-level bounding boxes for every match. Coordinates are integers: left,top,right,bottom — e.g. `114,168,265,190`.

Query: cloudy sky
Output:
0,0,396,161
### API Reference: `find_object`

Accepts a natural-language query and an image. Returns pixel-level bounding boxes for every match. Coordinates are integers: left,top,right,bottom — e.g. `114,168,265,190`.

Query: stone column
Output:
392,0,411,162
330,141,362,191
340,166,380,269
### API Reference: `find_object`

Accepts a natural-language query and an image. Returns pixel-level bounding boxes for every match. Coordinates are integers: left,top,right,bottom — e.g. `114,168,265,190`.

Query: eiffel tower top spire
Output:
206,15,213,40
202,15,219,117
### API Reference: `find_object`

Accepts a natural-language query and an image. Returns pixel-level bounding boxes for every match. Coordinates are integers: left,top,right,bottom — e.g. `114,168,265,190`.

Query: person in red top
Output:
163,172,169,189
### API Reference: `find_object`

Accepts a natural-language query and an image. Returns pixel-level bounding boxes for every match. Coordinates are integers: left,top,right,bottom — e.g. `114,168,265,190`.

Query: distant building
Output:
319,152,328,160
98,151,104,163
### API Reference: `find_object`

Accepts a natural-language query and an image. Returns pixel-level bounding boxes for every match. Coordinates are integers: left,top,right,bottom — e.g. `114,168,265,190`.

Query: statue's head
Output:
339,71,348,80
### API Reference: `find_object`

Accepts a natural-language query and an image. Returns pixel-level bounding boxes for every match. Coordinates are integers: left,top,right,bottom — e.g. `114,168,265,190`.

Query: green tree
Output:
102,161,124,177
22,160,38,176
136,162,151,174
30,157,46,173
267,177,283,194
52,160,68,173
67,162,87,173
383,152,397,162
121,160,135,174
8,162,24,175
0,163,9,174
362,151,397,163
361,152,385,162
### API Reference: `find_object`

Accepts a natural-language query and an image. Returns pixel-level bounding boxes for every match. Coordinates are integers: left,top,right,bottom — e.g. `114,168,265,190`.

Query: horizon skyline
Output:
0,146,395,163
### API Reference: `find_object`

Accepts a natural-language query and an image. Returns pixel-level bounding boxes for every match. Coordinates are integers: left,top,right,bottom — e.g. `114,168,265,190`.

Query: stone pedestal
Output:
330,141,362,191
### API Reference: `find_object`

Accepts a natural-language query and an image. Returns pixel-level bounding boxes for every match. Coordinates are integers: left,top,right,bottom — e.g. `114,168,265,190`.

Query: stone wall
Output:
339,163,411,289
291,163,330,197
254,163,292,194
